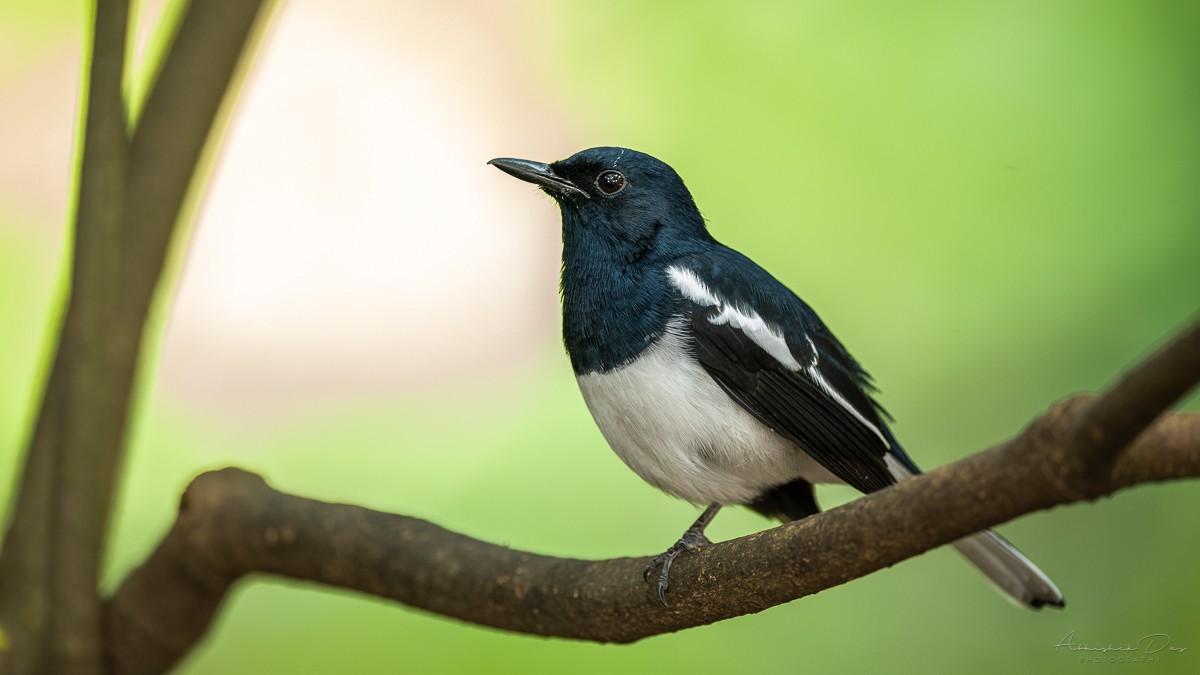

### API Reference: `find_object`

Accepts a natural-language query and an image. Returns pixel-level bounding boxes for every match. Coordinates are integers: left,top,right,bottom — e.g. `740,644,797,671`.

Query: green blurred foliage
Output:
3,0,1200,673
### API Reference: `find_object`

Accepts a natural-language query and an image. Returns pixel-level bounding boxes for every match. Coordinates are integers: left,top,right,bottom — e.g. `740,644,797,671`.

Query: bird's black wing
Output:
667,255,897,494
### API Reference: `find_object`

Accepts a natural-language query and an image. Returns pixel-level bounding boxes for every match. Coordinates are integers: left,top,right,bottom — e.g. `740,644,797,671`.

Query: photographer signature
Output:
1055,630,1189,656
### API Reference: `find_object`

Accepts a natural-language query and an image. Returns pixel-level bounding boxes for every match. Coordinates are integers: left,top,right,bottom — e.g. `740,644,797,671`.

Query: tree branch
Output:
104,317,1200,675
0,2,130,671
1071,317,1200,469
118,0,269,323
0,2,269,673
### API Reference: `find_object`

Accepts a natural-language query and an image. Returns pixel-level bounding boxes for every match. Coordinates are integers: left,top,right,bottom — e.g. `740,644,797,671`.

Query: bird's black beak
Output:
488,157,590,200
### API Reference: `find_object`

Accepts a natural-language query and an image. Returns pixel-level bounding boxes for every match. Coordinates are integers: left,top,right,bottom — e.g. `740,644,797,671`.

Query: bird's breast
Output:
574,322,838,504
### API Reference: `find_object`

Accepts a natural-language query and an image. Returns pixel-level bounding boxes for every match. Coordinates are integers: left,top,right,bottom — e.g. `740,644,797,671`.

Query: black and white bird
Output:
489,147,1064,609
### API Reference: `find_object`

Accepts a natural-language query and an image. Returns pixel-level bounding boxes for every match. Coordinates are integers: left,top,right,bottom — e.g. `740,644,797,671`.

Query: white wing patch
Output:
667,266,801,370
667,265,720,307
806,361,889,448
667,264,890,449
884,453,914,481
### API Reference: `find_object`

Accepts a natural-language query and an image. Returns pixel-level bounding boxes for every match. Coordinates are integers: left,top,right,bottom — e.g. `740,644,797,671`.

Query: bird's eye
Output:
595,170,626,195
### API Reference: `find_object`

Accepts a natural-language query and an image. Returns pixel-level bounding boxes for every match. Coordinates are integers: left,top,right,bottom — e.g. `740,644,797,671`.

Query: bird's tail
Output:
883,445,1064,609
952,529,1065,609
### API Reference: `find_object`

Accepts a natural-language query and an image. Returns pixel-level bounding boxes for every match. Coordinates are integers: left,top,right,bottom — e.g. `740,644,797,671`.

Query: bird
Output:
488,146,1064,609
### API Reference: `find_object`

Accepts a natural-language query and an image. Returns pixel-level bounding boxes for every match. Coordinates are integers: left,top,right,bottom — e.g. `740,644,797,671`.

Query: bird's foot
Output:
642,527,712,606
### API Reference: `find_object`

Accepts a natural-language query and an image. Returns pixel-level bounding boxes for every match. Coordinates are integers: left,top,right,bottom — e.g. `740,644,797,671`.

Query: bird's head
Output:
489,147,710,252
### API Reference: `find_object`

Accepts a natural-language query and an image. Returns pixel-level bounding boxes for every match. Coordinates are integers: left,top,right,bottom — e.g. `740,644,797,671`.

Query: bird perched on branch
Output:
489,147,1064,609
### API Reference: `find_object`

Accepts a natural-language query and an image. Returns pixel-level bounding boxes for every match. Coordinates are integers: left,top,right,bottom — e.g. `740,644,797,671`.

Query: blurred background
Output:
2,0,1199,672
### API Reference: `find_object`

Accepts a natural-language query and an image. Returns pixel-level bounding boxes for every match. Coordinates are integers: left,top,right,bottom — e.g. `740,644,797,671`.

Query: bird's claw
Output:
643,529,711,606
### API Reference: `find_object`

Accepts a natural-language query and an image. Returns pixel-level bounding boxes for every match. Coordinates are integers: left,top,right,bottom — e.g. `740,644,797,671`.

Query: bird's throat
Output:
559,233,673,375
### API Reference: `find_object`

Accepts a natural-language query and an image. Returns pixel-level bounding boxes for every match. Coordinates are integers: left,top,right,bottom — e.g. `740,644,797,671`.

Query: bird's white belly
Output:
575,329,839,504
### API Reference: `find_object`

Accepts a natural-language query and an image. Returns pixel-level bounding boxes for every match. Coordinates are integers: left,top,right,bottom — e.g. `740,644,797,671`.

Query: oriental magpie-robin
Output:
489,147,1064,609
